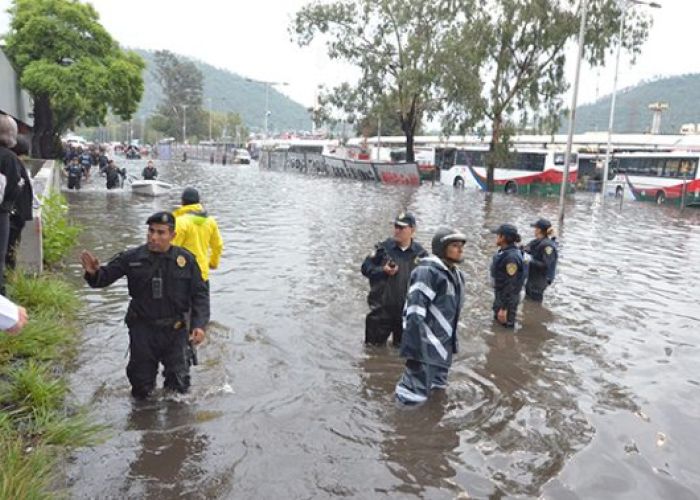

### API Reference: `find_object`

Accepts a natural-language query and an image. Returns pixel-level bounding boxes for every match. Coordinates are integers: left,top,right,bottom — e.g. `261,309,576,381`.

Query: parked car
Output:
232,148,251,164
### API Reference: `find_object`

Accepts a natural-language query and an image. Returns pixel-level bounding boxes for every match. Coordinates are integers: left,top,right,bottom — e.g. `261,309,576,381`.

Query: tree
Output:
3,0,144,158
150,50,205,142
209,111,249,145
292,0,479,162
447,0,652,191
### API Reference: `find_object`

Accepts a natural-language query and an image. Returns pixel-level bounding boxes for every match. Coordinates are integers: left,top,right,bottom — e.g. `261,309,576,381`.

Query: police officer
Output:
65,156,85,190
80,212,209,399
105,159,126,189
361,212,428,346
142,160,158,180
522,218,558,302
491,223,525,328
395,228,467,405
79,149,92,178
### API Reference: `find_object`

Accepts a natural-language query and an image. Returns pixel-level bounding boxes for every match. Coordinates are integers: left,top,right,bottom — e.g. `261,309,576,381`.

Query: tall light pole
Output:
557,0,589,228
207,97,213,141
601,0,662,200
181,104,189,144
246,78,289,138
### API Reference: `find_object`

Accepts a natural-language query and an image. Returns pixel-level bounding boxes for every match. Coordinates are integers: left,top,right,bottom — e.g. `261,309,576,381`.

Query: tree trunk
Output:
31,94,60,159
487,116,502,193
402,113,416,163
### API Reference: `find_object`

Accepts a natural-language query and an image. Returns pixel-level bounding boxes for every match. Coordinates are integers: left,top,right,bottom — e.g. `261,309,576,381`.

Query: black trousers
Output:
6,216,25,269
493,302,518,328
67,176,81,190
525,283,545,302
365,307,403,346
126,322,190,398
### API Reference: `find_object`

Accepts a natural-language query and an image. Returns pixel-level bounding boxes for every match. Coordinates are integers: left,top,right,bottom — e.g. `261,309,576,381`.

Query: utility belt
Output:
125,310,186,330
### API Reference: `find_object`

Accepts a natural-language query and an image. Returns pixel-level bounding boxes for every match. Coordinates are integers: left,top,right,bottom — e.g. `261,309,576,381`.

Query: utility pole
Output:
181,104,189,144
245,78,289,139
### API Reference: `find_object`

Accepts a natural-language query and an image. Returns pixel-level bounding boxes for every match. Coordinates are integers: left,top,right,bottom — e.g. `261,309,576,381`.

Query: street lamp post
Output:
557,0,589,228
207,97,213,141
601,0,662,200
246,78,289,138
181,104,189,144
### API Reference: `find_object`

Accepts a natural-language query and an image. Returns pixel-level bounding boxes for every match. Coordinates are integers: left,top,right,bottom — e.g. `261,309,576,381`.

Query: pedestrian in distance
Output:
522,218,558,302
105,159,126,189
394,228,467,405
361,212,428,346
172,187,224,297
80,211,209,400
65,156,85,190
490,224,525,328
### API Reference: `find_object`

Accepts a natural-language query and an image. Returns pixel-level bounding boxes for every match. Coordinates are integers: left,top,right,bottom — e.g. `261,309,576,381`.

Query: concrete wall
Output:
16,160,61,273
0,49,33,128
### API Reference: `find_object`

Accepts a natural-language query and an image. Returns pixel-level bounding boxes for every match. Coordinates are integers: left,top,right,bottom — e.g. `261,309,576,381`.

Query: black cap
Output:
181,187,200,205
394,212,416,227
146,211,175,229
530,218,552,231
492,223,520,240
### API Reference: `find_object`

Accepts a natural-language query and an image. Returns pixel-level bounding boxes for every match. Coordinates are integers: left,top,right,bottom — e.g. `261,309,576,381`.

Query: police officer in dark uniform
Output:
79,149,92,178
80,212,210,399
361,212,428,346
490,223,525,328
65,157,85,190
522,218,558,302
105,159,126,189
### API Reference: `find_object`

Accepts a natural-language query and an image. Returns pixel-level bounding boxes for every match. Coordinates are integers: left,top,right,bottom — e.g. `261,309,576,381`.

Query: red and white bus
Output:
439,147,578,194
609,151,700,205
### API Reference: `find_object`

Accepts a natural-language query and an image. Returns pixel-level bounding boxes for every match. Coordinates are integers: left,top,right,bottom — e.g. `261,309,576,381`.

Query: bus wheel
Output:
505,181,518,194
454,177,465,188
615,186,623,198
655,191,666,205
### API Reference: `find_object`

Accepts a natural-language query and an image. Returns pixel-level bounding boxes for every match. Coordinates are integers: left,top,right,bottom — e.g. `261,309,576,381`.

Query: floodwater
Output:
62,159,700,499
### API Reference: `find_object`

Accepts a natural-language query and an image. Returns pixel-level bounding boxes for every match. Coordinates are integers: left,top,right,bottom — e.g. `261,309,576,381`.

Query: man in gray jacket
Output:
395,228,467,405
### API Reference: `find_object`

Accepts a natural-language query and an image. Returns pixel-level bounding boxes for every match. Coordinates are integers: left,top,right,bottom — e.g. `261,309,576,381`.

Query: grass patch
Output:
40,191,82,268
0,272,102,498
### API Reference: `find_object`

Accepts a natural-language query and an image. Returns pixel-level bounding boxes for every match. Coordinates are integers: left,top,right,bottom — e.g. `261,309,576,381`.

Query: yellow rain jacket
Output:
172,203,223,281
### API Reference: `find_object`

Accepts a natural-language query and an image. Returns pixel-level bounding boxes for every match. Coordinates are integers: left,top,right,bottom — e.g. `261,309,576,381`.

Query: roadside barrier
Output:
259,151,421,185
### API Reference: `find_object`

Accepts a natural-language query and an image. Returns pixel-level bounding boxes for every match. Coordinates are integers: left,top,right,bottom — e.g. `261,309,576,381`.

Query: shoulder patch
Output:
176,255,187,268
506,262,518,276
544,246,553,255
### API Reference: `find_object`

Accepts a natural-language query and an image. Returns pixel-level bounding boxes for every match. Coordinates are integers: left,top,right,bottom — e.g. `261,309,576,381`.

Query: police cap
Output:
146,211,175,230
394,212,416,227
492,223,520,240
530,218,552,231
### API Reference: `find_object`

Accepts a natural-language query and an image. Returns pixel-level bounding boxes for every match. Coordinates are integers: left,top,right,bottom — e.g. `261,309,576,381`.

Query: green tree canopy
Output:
3,0,144,157
292,0,479,162
446,0,652,190
150,50,206,142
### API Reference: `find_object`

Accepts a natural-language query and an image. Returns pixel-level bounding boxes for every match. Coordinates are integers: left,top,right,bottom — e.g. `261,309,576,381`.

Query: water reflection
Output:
124,401,208,499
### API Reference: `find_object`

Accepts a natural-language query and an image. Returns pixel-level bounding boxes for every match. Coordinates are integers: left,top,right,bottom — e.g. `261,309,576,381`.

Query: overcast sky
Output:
1,0,697,109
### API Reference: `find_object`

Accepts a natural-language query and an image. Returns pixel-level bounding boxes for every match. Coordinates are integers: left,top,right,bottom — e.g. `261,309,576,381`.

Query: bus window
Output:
554,152,577,165
513,153,545,171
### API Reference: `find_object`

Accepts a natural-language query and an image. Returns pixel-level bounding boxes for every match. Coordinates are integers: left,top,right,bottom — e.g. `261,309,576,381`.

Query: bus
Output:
608,151,700,205
440,147,578,194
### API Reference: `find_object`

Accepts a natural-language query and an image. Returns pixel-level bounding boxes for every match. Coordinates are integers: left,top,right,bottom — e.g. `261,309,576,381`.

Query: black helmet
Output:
181,187,200,205
431,227,467,260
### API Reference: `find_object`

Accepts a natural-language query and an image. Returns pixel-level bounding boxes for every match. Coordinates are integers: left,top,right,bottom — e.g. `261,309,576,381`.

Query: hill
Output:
569,73,700,134
133,49,312,132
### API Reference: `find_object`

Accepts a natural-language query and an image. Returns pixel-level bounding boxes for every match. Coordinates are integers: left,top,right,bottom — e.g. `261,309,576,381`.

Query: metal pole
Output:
181,104,188,144
557,0,589,228
601,5,626,202
208,98,213,141
264,84,270,139
377,114,382,161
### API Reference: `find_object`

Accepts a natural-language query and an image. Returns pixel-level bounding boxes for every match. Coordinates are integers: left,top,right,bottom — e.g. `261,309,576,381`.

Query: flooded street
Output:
62,160,700,499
